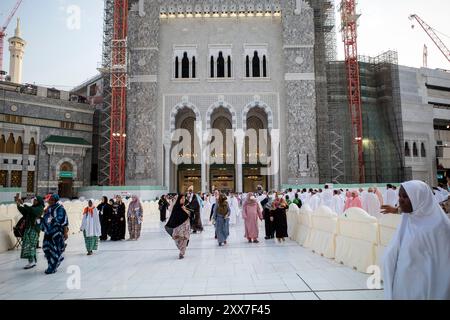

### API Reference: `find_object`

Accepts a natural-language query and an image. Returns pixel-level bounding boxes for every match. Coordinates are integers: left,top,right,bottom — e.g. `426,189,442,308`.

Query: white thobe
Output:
331,194,344,215
385,189,398,207
365,193,381,219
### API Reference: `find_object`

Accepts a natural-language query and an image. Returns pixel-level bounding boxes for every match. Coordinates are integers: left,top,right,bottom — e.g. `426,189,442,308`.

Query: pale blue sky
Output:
0,0,449,90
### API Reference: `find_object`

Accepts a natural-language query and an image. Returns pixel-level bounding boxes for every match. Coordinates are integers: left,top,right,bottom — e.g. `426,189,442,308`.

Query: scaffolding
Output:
327,51,406,183
306,0,337,183
98,0,114,186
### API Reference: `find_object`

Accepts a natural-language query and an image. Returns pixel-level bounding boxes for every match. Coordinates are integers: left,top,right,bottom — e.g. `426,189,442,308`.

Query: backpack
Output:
13,217,26,238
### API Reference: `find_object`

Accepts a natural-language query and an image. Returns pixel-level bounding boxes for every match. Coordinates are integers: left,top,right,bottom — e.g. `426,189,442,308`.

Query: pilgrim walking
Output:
15,196,44,269
97,196,112,241
40,194,68,274
158,195,169,222
110,196,126,241
242,193,263,243
128,195,144,240
187,186,203,233
212,193,231,246
165,194,191,259
81,200,101,255
272,193,289,242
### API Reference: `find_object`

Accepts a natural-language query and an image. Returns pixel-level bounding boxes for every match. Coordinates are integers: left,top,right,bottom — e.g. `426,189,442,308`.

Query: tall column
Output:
271,129,280,191
164,143,170,191
21,142,29,193
7,171,11,188
201,134,208,193
235,130,244,193
201,153,207,193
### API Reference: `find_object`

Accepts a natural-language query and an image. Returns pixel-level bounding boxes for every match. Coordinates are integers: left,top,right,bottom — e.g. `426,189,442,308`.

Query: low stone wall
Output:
78,186,168,201
0,188,22,204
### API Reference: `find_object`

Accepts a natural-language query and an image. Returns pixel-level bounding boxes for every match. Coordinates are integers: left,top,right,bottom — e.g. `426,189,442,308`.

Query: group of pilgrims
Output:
15,194,144,274
160,186,291,259
12,180,450,299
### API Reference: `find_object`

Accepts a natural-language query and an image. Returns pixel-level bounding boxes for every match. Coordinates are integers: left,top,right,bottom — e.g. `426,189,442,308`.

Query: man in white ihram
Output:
384,184,397,207
365,187,381,219
320,185,333,209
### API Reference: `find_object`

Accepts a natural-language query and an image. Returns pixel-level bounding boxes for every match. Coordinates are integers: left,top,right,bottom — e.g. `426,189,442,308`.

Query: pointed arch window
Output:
246,55,250,78
421,142,426,158
181,52,189,78
174,57,179,78
15,136,23,154
192,56,196,79
6,133,15,154
208,46,232,79
29,137,36,155
263,55,267,77
405,142,410,157
217,52,225,78
210,56,215,78
0,135,5,153
252,51,260,77
412,142,418,157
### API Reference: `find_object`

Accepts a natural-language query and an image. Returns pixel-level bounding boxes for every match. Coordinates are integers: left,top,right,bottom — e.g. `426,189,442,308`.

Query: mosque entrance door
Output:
177,164,201,194
58,178,73,199
210,164,235,193
243,165,268,193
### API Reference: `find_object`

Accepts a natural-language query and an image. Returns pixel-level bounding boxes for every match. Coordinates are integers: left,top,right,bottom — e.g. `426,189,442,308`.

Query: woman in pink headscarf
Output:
242,193,263,243
344,191,353,211
349,191,363,209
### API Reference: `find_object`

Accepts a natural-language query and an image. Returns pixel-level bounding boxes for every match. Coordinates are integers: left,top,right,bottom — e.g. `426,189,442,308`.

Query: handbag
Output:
14,217,26,237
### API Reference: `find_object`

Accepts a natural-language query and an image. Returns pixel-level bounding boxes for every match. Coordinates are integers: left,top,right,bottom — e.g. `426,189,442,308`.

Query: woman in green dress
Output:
16,196,44,269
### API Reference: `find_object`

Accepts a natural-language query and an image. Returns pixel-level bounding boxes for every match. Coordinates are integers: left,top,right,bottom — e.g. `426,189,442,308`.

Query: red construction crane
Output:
340,0,365,183
0,0,23,80
409,14,450,65
109,0,128,186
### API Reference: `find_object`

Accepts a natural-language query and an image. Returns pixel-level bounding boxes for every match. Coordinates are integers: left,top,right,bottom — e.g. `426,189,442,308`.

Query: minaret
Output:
8,18,26,84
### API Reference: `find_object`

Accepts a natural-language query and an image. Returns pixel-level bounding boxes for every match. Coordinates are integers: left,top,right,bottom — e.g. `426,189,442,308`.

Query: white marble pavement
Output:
0,220,384,300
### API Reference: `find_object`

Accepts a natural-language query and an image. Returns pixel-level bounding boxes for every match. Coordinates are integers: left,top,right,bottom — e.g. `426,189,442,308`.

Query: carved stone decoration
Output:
281,0,319,183
126,0,161,184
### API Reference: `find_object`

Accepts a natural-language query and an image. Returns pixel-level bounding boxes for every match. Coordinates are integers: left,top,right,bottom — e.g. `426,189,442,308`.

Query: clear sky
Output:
336,0,450,69
0,0,104,90
0,0,449,90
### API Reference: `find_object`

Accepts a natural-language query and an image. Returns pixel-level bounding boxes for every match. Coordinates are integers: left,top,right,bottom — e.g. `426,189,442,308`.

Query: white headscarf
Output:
383,180,450,300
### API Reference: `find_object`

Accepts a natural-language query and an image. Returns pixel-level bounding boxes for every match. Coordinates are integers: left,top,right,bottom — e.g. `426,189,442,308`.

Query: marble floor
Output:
0,220,384,300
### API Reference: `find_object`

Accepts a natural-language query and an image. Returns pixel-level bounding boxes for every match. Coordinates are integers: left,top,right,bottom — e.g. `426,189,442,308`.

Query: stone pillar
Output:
201,133,209,193
282,0,319,185
235,130,244,193
271,130,280,191
21,142,29,193
201,156,207,193
164,143,170,191
7,171,11,188
126,2,161,185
